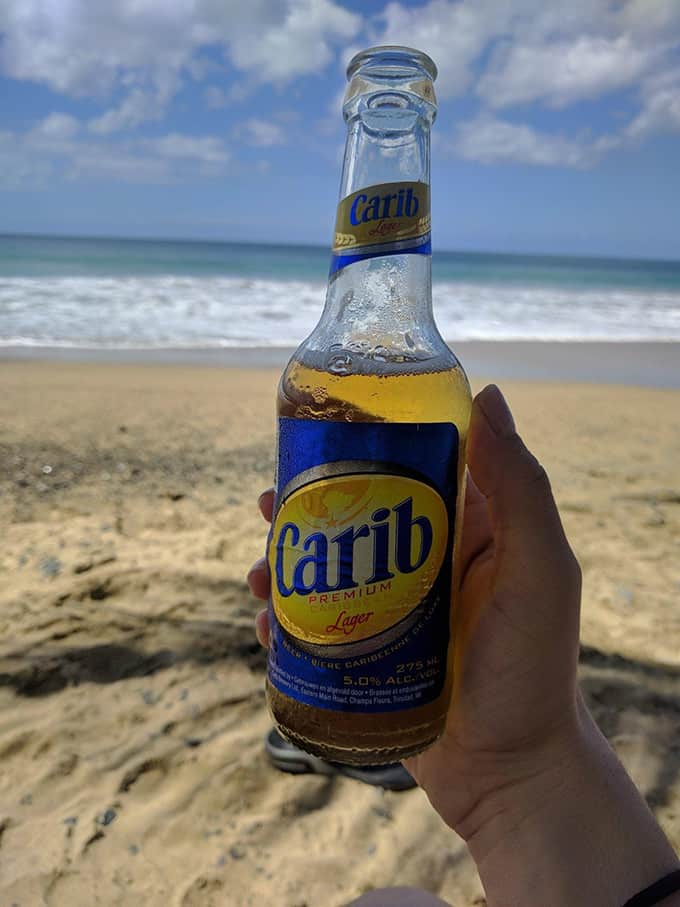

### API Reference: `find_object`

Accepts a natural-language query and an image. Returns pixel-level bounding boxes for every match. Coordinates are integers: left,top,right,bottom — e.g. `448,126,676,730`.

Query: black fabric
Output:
623,869,680,907
265,728,417,790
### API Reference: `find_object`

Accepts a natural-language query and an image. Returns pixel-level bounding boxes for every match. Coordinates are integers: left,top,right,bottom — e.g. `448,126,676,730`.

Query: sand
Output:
1,358,679,906
2,341,679,388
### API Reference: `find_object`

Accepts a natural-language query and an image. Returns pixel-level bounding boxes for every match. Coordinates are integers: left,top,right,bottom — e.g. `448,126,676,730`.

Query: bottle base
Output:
273,723,442,766
267,678,446,766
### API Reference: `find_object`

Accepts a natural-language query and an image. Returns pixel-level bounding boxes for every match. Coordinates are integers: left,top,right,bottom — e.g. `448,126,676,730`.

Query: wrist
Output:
465,696,679,907
458,700,585,858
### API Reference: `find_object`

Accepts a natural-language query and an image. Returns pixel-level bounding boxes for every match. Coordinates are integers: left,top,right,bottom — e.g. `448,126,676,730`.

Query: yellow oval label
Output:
268,473,448,646
332,181,431,253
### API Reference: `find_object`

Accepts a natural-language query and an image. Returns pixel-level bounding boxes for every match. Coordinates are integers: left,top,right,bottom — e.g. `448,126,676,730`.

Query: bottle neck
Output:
330,104,433,281
297,47,448,375
302,112,440,374
339,108,431,198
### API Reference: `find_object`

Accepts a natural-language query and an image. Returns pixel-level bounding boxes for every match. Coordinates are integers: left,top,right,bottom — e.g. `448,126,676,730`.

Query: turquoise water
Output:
1,233,679,346
2,233,680,288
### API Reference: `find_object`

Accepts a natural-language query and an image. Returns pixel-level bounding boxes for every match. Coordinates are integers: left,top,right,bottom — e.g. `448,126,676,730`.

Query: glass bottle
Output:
266,46,472,764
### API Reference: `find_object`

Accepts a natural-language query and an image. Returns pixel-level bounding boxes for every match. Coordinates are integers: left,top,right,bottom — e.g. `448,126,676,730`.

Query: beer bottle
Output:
266,46,472,764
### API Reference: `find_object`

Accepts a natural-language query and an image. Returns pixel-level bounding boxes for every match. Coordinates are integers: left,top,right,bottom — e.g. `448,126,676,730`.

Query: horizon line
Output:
1,230,679,267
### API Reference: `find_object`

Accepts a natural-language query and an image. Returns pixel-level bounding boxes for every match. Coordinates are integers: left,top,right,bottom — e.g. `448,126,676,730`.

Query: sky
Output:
1,0,679,260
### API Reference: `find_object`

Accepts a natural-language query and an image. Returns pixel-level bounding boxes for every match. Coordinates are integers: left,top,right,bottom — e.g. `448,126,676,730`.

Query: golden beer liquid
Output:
268,357,472,764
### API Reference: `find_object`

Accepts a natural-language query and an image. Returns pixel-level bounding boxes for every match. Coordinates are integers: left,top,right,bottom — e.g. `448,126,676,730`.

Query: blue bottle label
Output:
266,418,458,713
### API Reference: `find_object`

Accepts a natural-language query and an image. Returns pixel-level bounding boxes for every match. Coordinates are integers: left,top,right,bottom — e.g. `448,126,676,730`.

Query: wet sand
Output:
2,340,679,387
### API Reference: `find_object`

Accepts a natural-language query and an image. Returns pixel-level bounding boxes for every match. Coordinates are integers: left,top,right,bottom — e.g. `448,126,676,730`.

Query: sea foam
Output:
1,275,679,347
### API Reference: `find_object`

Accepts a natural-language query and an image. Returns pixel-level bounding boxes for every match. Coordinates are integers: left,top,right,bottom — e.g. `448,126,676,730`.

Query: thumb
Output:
467,385,579,595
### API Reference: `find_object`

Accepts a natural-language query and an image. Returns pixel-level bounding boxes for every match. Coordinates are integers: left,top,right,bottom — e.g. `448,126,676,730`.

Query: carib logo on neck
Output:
268,465,449,649
330,180,432,276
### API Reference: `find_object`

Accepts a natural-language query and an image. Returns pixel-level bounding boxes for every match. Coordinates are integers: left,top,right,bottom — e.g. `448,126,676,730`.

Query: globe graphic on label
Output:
299,477,375,528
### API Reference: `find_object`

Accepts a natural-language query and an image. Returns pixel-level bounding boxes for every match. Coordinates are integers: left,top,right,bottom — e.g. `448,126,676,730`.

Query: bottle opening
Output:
347,46,437,83
343,45,437,123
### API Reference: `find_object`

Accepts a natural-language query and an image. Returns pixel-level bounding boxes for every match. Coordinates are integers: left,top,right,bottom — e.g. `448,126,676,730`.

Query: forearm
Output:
467,698,680,907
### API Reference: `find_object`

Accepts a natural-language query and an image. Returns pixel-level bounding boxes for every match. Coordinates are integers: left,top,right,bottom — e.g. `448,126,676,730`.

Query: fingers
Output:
248,550,270,648
459,472,493,579
251,489,274,648
258,488,274,523
255,608,270,648
467,385,580,595
469,384,562,545
247,556,270,600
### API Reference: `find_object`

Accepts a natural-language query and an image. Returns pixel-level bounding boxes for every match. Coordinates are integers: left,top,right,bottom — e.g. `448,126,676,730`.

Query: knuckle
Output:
567,550,583,593
516,443,551,494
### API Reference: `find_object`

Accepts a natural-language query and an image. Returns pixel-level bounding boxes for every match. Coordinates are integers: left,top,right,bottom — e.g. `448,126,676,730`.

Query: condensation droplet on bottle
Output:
327,352,352,375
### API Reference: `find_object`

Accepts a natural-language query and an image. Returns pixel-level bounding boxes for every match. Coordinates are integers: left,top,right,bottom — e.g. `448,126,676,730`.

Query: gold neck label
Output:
330,181,431,274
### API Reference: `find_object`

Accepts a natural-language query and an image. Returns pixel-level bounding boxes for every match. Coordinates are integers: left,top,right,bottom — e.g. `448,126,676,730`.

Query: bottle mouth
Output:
346,46,437,83
343,46,437,125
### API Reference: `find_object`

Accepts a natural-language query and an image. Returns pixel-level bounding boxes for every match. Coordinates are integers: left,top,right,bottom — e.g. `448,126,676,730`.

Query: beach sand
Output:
1,358,679,906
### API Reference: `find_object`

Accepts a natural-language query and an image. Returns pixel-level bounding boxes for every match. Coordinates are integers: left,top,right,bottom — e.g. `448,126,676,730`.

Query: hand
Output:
248,384,581,831
248,385,680,905
402,382,584,839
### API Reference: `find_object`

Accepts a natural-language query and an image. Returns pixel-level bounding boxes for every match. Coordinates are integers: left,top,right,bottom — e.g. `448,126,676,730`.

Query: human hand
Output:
248,385,680,905
248,384,581,831
408,385,678,905
399,382,583,838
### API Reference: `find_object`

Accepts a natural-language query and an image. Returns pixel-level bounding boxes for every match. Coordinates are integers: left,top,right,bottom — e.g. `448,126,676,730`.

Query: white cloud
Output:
627,68,680,137
478,35,657,108
205,79,261,108
0,129,54,189
0,116,231,187
369,0,607,100
274,109,303,124
32,112,80,140
370,0,680,119
89,89,164,135
619,0,680,37
373,0,496,99
238,118,286,146
0,0,361,132
65,150,174,185
453,115,608,168
0,1,183,97
228,0,360,82
146,133,230,165
1,0,679,171
356,0,680,168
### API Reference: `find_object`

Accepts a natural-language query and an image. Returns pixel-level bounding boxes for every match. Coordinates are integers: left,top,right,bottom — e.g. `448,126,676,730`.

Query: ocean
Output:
1,234,680,349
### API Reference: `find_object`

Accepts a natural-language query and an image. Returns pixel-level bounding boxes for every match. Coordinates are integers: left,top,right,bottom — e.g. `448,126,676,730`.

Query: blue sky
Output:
1,0,679,259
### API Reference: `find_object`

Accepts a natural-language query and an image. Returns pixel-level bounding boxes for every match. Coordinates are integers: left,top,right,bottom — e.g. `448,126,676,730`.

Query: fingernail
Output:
477,384,516,438
246,556,267,584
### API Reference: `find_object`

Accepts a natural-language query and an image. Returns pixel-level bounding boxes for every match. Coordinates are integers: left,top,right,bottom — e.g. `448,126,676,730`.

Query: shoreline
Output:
1,340,679,387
